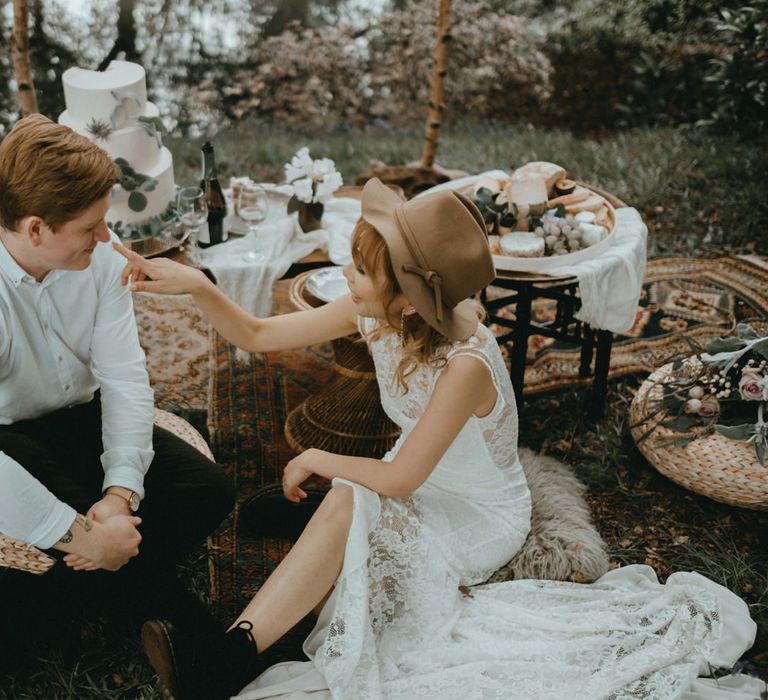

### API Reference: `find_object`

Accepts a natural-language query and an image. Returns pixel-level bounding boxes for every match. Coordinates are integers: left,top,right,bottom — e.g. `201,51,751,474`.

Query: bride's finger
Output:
112,242,143,262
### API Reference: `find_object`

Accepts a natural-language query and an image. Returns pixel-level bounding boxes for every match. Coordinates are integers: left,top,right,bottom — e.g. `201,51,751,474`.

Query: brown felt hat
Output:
361,178,495,340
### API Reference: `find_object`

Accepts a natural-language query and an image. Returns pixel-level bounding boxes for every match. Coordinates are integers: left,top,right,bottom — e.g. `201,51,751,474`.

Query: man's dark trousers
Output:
0,395,235,673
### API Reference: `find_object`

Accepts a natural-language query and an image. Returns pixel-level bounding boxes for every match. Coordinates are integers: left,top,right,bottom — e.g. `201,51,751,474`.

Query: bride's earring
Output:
400,305,417,345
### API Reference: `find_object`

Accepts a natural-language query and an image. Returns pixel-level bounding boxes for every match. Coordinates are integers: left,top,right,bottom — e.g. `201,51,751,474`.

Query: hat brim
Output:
361,178,481,340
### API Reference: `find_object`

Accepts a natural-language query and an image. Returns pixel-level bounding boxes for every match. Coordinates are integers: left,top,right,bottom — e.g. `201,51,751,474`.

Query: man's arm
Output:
0,450,77,548
89,237,154,502
0,452,142,570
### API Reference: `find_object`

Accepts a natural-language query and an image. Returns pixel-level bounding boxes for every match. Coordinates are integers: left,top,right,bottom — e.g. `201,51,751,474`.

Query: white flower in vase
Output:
315,171,344,203
292,177,314,204
284,146,314,183
284,147,344,231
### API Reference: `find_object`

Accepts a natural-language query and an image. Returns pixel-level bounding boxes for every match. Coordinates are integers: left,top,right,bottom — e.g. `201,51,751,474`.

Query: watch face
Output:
129,492,141,511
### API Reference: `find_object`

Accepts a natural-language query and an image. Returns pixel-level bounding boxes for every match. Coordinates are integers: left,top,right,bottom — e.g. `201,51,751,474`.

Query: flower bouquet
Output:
284,147,343,232
637,324,768,466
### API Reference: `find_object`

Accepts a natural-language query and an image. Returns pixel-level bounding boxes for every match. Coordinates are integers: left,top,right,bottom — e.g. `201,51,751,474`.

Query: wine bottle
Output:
198,141,228,247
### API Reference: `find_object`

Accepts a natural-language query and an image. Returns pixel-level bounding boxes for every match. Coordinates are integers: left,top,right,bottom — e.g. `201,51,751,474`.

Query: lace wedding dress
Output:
236,320,762,700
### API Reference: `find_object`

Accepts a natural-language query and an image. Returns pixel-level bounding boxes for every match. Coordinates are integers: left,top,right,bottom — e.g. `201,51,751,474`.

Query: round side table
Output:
284,270,401,457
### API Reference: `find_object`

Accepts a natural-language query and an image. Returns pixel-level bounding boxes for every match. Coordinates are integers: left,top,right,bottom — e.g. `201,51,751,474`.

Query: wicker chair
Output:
0,408,213,574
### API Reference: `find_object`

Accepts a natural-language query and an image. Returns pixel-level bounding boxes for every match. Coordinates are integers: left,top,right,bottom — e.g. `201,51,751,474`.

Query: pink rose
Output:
698,396,720,417
739,372,765,401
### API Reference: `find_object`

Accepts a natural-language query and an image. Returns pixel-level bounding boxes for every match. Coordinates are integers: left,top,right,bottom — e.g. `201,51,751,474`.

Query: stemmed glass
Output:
176,186,208,264
238,183,270,263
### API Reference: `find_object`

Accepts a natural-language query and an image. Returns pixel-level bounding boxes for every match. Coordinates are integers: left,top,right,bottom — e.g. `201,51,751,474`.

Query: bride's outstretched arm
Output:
283,355,497,500
113,243,358,352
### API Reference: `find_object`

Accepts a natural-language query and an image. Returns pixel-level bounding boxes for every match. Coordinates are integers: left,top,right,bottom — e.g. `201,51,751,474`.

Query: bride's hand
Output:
282,451,315,502
112,243,208,294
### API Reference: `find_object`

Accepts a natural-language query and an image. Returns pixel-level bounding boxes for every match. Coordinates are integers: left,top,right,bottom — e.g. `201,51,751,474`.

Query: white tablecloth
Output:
194,189,361,318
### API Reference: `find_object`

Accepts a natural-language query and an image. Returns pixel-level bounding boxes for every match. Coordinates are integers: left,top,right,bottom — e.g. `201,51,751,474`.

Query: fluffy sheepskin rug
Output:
487,448,610,584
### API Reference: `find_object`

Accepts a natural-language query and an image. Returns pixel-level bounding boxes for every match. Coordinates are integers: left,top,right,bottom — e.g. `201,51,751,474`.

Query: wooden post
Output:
11,0,39,116
419,0,451,170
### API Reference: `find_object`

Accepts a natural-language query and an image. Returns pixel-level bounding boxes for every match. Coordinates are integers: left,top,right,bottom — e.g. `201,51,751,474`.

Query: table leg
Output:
510,287,532,409
590,329,613,419
579,324,595,378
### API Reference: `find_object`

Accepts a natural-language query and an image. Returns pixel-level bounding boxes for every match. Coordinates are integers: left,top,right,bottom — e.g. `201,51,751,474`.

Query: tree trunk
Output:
420,0,451,170
11,0,39,116
98,0,139,71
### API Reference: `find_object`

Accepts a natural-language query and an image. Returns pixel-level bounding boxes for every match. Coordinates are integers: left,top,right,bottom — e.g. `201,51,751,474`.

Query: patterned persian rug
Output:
133,291,210,411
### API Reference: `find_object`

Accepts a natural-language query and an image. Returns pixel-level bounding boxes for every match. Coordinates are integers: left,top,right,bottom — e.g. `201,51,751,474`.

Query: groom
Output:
0,114,235,673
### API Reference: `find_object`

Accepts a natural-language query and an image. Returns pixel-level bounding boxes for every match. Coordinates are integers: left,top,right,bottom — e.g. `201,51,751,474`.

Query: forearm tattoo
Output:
58,514,94,544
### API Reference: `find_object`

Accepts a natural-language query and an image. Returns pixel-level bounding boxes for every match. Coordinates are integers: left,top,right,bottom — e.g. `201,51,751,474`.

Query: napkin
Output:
196,217,326,318
549,207,648,334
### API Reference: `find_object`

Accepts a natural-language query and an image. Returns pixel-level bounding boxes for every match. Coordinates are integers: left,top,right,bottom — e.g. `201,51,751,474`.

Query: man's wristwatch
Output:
105,487,141,512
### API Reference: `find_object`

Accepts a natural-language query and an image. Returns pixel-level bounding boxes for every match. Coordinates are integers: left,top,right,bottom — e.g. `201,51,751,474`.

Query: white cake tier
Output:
59,102,162,174
109,147,175,229
62,60,148,127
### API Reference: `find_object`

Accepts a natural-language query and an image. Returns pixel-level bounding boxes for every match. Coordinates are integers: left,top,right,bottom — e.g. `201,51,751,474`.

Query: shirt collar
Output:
0,237,36,287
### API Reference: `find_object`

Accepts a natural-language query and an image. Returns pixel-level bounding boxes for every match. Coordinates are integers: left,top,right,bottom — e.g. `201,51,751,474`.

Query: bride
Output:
116,178,761,700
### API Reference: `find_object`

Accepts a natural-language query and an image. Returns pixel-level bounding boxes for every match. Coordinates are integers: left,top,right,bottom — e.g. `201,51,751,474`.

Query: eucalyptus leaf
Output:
705,337,745,354
553,203,566,218
756,439,766,466
736,323,759,340
499,212,517,228
661,414,701,432
715,423,754,441
128,191,148,212
657,435,696,448
752,338,768,360
473,188,494,205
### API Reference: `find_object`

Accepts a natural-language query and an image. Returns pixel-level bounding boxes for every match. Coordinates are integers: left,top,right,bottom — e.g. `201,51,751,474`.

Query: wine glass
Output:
238,183,270,263
176,186,208,264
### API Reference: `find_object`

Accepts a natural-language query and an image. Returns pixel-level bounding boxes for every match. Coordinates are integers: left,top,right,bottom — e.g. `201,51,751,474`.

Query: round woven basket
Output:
284,270,401,457
630,363,768,510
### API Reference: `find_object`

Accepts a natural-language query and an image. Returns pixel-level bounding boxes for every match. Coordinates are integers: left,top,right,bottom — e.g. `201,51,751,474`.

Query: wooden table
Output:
482,272,613,419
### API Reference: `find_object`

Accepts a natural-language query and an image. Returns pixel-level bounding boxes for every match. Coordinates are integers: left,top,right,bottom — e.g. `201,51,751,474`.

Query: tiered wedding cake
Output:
58,60,175,239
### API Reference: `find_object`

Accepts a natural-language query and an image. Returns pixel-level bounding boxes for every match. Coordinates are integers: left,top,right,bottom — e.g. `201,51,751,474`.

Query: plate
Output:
306,266,349,303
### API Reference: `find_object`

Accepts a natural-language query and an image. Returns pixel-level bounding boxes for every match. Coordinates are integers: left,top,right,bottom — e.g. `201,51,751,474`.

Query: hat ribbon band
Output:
401,263,444,322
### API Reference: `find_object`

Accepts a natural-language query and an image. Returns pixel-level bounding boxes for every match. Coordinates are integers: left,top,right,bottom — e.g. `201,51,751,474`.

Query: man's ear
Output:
18,215,46,247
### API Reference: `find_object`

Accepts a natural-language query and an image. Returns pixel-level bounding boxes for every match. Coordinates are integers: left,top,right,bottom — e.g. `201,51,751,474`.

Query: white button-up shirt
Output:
0,233,154,548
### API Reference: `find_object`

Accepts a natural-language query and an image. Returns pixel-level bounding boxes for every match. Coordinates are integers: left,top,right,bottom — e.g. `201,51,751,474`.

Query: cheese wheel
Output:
500,233,545,258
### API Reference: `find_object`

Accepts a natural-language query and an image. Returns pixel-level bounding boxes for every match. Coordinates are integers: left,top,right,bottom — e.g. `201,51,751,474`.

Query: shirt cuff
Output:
102,466,146,500
30,502,78,550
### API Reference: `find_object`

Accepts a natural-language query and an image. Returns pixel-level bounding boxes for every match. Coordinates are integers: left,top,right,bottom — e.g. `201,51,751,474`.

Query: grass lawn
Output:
2,121,767,699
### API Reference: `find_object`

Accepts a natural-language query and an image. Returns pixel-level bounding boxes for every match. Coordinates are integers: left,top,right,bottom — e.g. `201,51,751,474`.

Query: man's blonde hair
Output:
0,114,119,231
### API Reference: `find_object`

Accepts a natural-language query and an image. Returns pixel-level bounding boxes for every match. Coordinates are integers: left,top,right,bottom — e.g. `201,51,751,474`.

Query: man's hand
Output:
88,492,132,522
57,513,143,572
